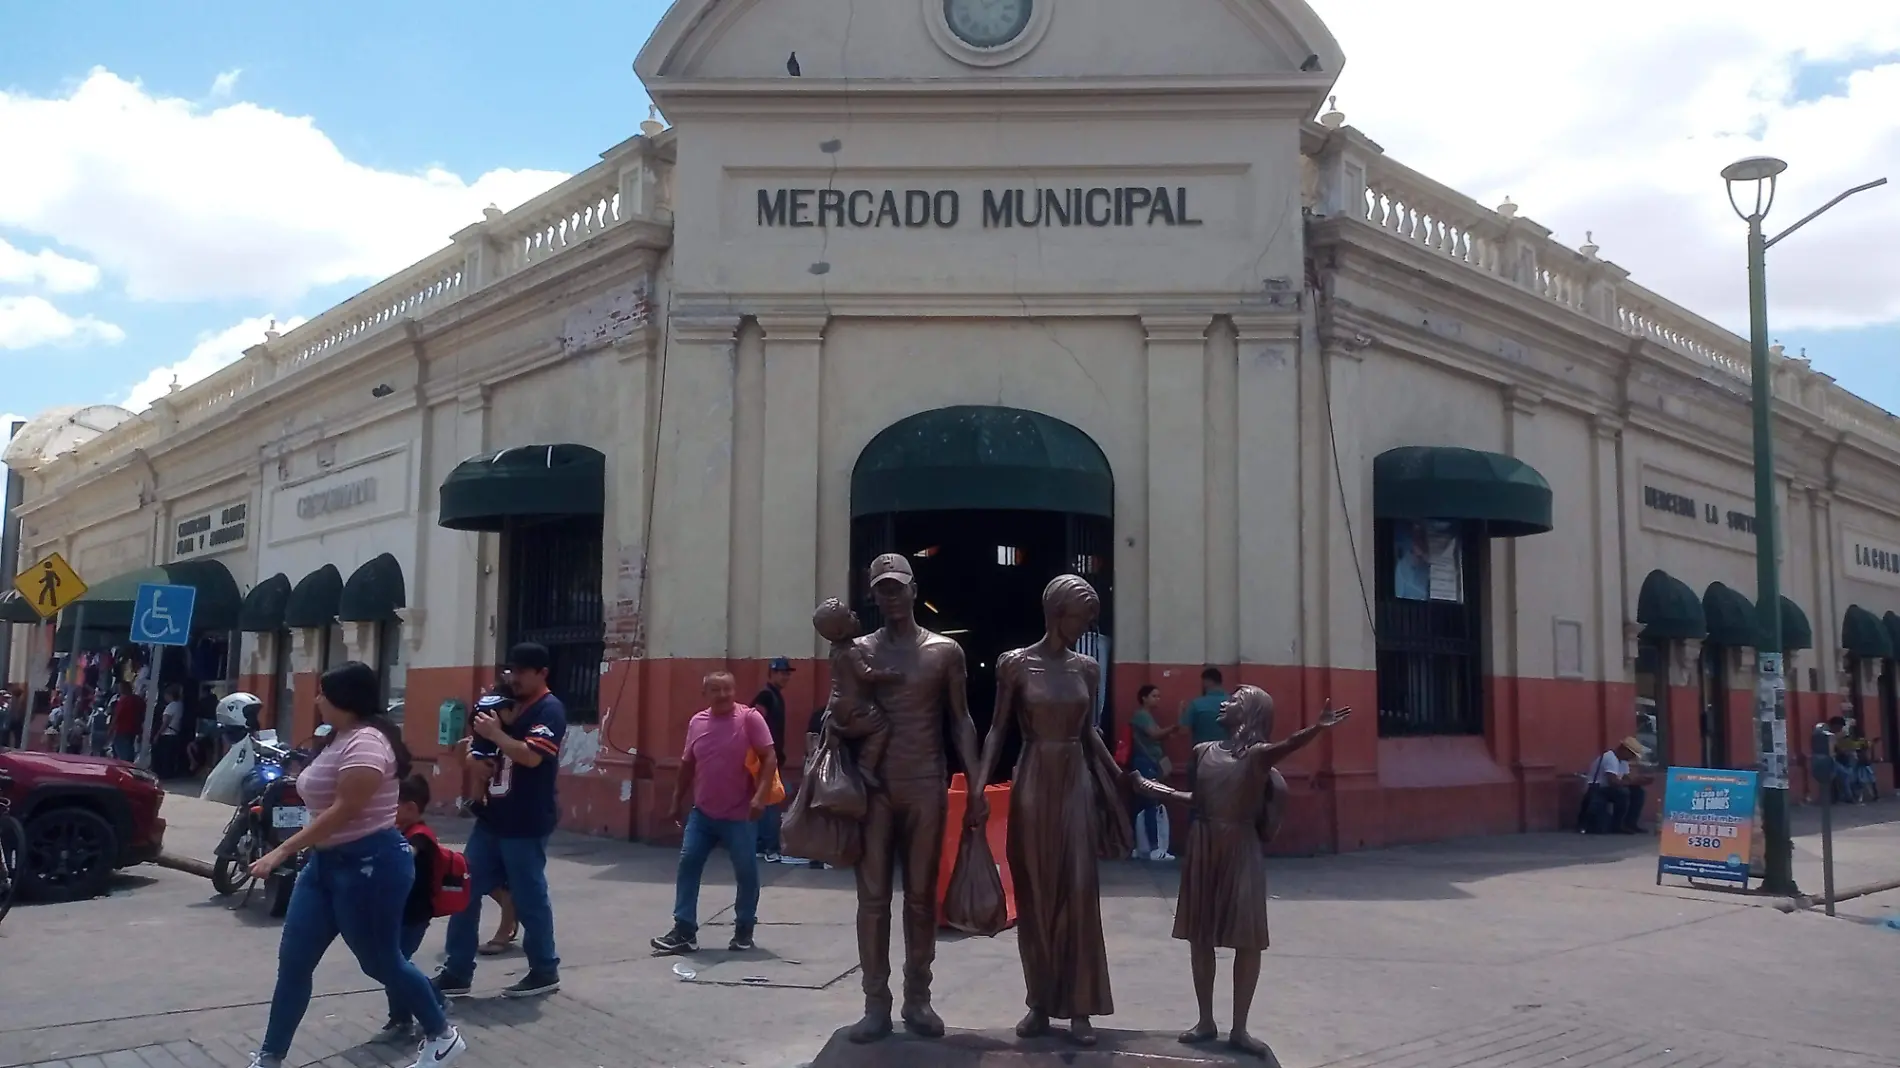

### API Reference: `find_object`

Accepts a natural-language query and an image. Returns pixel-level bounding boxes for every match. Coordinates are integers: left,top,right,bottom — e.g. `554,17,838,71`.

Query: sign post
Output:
132,583,197,769
1657,767,1761,888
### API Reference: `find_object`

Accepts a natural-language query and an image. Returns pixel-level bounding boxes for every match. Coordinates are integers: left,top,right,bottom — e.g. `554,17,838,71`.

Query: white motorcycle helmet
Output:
216,691,264,730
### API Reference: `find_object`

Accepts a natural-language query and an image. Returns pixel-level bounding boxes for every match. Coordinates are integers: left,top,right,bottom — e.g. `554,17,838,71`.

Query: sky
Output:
1,0,1897,441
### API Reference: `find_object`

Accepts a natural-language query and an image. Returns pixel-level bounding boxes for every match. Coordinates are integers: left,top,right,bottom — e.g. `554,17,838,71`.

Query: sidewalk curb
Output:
1773,875,1900,913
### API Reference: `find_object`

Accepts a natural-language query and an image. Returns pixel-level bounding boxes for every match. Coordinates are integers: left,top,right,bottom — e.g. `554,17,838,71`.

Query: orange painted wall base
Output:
384,657,1657,855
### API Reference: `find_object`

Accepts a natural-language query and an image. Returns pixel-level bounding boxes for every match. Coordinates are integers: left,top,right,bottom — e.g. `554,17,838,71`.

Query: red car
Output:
0,749,167,901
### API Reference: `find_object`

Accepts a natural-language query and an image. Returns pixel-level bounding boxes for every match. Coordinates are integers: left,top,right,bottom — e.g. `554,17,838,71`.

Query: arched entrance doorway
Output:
849,406,1114,778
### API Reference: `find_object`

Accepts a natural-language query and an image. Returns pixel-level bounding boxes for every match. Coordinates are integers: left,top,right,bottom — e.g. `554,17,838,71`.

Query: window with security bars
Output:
505,515,605,723
1374,518,1487,737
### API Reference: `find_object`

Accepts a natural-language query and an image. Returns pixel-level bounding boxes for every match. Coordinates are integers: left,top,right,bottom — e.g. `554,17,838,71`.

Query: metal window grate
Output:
1374,519,1486,737
506,515,605,722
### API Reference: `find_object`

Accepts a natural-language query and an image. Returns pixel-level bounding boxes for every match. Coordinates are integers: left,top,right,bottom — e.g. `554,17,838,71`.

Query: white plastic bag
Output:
200,736,257,806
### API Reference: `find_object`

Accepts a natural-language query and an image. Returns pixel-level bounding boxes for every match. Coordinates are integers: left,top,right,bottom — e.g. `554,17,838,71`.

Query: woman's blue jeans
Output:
262,829,448,1058
1131,751,1164,852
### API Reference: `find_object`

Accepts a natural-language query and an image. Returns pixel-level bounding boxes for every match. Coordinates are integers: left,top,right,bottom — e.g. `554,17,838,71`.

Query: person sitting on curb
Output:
1581,737,1651,835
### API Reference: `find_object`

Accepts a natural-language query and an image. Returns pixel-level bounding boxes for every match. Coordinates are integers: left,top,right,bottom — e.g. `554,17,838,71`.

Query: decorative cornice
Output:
756,314,831,344
1141,313,1214,344
671,315,743,346
1589,413,1623,440
1229,312,1301,344
1507,385,1545,415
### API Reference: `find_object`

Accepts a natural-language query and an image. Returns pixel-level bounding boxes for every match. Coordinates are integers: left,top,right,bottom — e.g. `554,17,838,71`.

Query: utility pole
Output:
1722,158,1887,897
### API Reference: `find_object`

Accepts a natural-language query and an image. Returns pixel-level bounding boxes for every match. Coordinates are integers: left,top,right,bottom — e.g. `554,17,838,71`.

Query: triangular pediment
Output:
636,0,1343,99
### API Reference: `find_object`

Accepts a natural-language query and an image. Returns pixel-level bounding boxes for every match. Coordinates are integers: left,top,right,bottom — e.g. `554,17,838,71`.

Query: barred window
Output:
1375,519,1486,737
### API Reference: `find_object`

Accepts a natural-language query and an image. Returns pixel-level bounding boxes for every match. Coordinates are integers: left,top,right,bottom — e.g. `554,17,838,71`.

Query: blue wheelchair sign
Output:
132,582,197,646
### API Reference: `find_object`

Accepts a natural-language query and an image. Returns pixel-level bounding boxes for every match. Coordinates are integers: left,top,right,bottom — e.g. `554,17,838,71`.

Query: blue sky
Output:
1,0,1896,430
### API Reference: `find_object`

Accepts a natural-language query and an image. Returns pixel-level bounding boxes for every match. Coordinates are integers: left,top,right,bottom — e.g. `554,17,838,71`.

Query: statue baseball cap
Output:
868,553,914,587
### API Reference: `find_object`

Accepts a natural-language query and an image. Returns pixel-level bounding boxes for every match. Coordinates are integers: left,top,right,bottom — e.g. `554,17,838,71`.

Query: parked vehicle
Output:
0,748,167,901
0,796,22,926
208,694,311,918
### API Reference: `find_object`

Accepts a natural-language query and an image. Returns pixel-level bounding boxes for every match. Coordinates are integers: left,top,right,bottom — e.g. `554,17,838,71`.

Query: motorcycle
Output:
210,734,312,917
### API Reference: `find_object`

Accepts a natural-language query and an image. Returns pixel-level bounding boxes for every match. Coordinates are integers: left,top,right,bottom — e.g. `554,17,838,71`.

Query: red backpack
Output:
407,823,472,917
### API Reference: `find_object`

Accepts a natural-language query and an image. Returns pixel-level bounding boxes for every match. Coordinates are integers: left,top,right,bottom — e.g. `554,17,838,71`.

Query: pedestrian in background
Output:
751,657,794,862
1180,667,1230,746
434,643,566,1000
1128,684,1182,860
246,661,464,1068
651,672,779,955
109,680,145,762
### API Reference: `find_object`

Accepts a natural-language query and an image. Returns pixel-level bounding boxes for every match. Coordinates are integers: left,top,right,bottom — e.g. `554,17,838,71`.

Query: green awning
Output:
1841,604,1893,660
439,444,606,532
1372,446,1553,538
1885,612,1900,662
64,559,242,632
0,590,44,624
239,573,293,632
338,553,405,623
1701,582,1758,648
53,619,121,653
851,406,1114,518
1637,569,1706,641
1780,596,1813,653
284,565,343,629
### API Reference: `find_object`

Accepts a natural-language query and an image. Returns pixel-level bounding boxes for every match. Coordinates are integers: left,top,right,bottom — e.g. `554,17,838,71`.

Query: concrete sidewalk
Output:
3,792,1896,1068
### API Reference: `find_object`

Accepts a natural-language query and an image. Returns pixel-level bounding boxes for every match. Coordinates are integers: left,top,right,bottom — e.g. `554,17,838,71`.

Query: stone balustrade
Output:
27,134,672,485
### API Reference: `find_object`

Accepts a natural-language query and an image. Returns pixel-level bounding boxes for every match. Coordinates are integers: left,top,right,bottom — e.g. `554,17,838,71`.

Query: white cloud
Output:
122,313,307,411
0,295,124,350
1315,0,1900,332
0,237,99,293
0,69,568,303
209,68,241,98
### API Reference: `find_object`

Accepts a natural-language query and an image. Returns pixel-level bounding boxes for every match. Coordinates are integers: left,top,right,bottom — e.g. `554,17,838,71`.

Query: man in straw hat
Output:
1581,737,1652,835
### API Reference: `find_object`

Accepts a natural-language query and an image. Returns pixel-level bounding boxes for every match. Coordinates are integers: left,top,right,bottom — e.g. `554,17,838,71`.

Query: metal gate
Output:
506,515,605,720
1374,520,1486,737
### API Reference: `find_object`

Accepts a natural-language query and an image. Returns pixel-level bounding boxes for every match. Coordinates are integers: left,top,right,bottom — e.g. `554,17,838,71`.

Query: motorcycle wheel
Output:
210,823,255,897
236,839,266,910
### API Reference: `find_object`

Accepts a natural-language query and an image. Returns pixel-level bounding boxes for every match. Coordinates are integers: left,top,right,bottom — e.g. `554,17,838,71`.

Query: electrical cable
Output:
1320,337,1378,643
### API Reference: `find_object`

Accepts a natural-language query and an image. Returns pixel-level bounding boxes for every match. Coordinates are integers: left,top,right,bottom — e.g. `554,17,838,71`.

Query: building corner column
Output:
757,312,828,691
1588,413,1627,757
1142,313,1213,674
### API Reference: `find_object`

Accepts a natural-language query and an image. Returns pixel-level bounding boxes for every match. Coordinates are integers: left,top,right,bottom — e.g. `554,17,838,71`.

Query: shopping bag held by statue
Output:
808,731,867,820
941,824,1008,936
780,772,863,868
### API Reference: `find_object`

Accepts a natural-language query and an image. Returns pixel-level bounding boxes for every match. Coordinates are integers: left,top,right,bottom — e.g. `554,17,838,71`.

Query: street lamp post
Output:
1721,157,1888,898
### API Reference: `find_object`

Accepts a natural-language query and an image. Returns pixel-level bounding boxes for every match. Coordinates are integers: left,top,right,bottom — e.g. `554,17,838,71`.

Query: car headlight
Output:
125,767,162,788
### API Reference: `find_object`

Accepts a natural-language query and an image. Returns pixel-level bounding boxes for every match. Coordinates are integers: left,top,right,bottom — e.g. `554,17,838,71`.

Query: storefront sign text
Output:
174,500,248,560
296,477,377,520
1642,485,1755,534
755,186,1203,230
1637,466,1776,557
1842,526,1900,589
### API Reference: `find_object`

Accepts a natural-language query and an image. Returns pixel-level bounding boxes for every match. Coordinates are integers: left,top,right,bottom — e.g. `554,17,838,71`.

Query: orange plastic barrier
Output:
938,773,1017,929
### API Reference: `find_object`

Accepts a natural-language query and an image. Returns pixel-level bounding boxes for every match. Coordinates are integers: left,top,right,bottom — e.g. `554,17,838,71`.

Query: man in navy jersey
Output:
434,643,567,999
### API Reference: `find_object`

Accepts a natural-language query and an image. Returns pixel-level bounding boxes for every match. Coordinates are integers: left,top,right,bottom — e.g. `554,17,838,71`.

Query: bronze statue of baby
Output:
1131,684,1350,1061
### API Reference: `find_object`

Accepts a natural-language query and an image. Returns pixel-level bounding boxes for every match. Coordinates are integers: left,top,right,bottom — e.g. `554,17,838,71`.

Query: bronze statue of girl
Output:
1131,684,1350,1060
971,574,1132,1047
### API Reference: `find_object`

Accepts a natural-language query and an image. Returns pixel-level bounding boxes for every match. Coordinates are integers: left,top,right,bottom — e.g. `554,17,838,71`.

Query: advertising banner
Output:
1657,767,1759,886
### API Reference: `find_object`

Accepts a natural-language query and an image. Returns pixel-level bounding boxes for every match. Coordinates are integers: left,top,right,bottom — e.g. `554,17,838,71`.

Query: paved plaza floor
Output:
2,791,1896,1068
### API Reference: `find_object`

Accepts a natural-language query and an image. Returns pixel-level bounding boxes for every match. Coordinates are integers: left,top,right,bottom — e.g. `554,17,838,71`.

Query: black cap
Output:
505,642,551,672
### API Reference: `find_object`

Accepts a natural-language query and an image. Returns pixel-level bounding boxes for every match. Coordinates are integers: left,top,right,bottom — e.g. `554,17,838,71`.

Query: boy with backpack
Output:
376,775,468,1043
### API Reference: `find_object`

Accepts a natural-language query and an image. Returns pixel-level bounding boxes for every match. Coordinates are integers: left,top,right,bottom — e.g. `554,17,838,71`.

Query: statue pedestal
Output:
808,1028,1282,1067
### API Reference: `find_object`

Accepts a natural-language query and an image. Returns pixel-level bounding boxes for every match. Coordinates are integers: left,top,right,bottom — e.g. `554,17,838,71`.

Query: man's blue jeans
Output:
757,803,782,855
443,823,559,978
262,829,447,1059
674,808,760,934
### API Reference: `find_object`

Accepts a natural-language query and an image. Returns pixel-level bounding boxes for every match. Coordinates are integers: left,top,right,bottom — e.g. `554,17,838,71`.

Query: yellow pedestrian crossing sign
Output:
14,552,86,620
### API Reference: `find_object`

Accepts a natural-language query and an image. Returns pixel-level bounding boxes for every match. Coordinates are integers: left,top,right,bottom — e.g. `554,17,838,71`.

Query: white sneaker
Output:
411,1027,466,1068
245,1055,284,1068
1150,849,1176,862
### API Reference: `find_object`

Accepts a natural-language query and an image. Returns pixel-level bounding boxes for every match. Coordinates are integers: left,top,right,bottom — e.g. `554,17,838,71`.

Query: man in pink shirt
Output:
650,671,780,955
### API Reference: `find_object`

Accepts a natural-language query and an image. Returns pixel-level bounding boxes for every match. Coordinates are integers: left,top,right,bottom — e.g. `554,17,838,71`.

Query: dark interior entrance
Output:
848,406,1116,783
1881,662,1899,774
1700,644,1730,769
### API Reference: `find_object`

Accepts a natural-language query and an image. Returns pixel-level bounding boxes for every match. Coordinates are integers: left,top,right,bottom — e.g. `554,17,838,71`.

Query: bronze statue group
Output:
782,554,1349,1061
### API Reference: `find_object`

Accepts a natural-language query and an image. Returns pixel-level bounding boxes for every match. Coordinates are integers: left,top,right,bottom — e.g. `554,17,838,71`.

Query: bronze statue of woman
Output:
971,574,1132,1047
1132,685,1350,1060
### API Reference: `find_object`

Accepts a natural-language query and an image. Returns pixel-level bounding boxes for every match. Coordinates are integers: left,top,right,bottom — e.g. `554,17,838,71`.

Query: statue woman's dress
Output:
997,647,1133,1020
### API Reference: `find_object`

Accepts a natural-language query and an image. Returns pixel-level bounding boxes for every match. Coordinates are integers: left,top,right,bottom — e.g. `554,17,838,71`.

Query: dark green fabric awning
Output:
1885,612,1900,662
0,589,43,624
439,444,606,532
1702,582,1758,648
1780,596,1814,653
1637,570,1706,641
851,406,1114,518
1372,446,1553,537
64,559,242,632
239,573,293,632
53,619,122,653
284,565,343,629
338,553,405,623
1841,604,1893,660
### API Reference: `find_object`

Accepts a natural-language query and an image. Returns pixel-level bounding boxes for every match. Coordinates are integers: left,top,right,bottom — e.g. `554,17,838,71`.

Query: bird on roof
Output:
1300,54,1322,72
787,52,801,76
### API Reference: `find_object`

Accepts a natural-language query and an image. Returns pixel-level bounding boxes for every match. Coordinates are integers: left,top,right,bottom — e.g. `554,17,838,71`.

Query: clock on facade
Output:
943,0,1033,49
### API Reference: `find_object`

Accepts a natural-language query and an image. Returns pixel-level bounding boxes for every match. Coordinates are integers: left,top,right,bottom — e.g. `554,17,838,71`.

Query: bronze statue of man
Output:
847,552,987,1043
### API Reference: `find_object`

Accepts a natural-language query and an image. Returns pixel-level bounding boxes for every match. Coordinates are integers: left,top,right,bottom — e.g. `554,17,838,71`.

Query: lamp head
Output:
1723,156,1787,222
